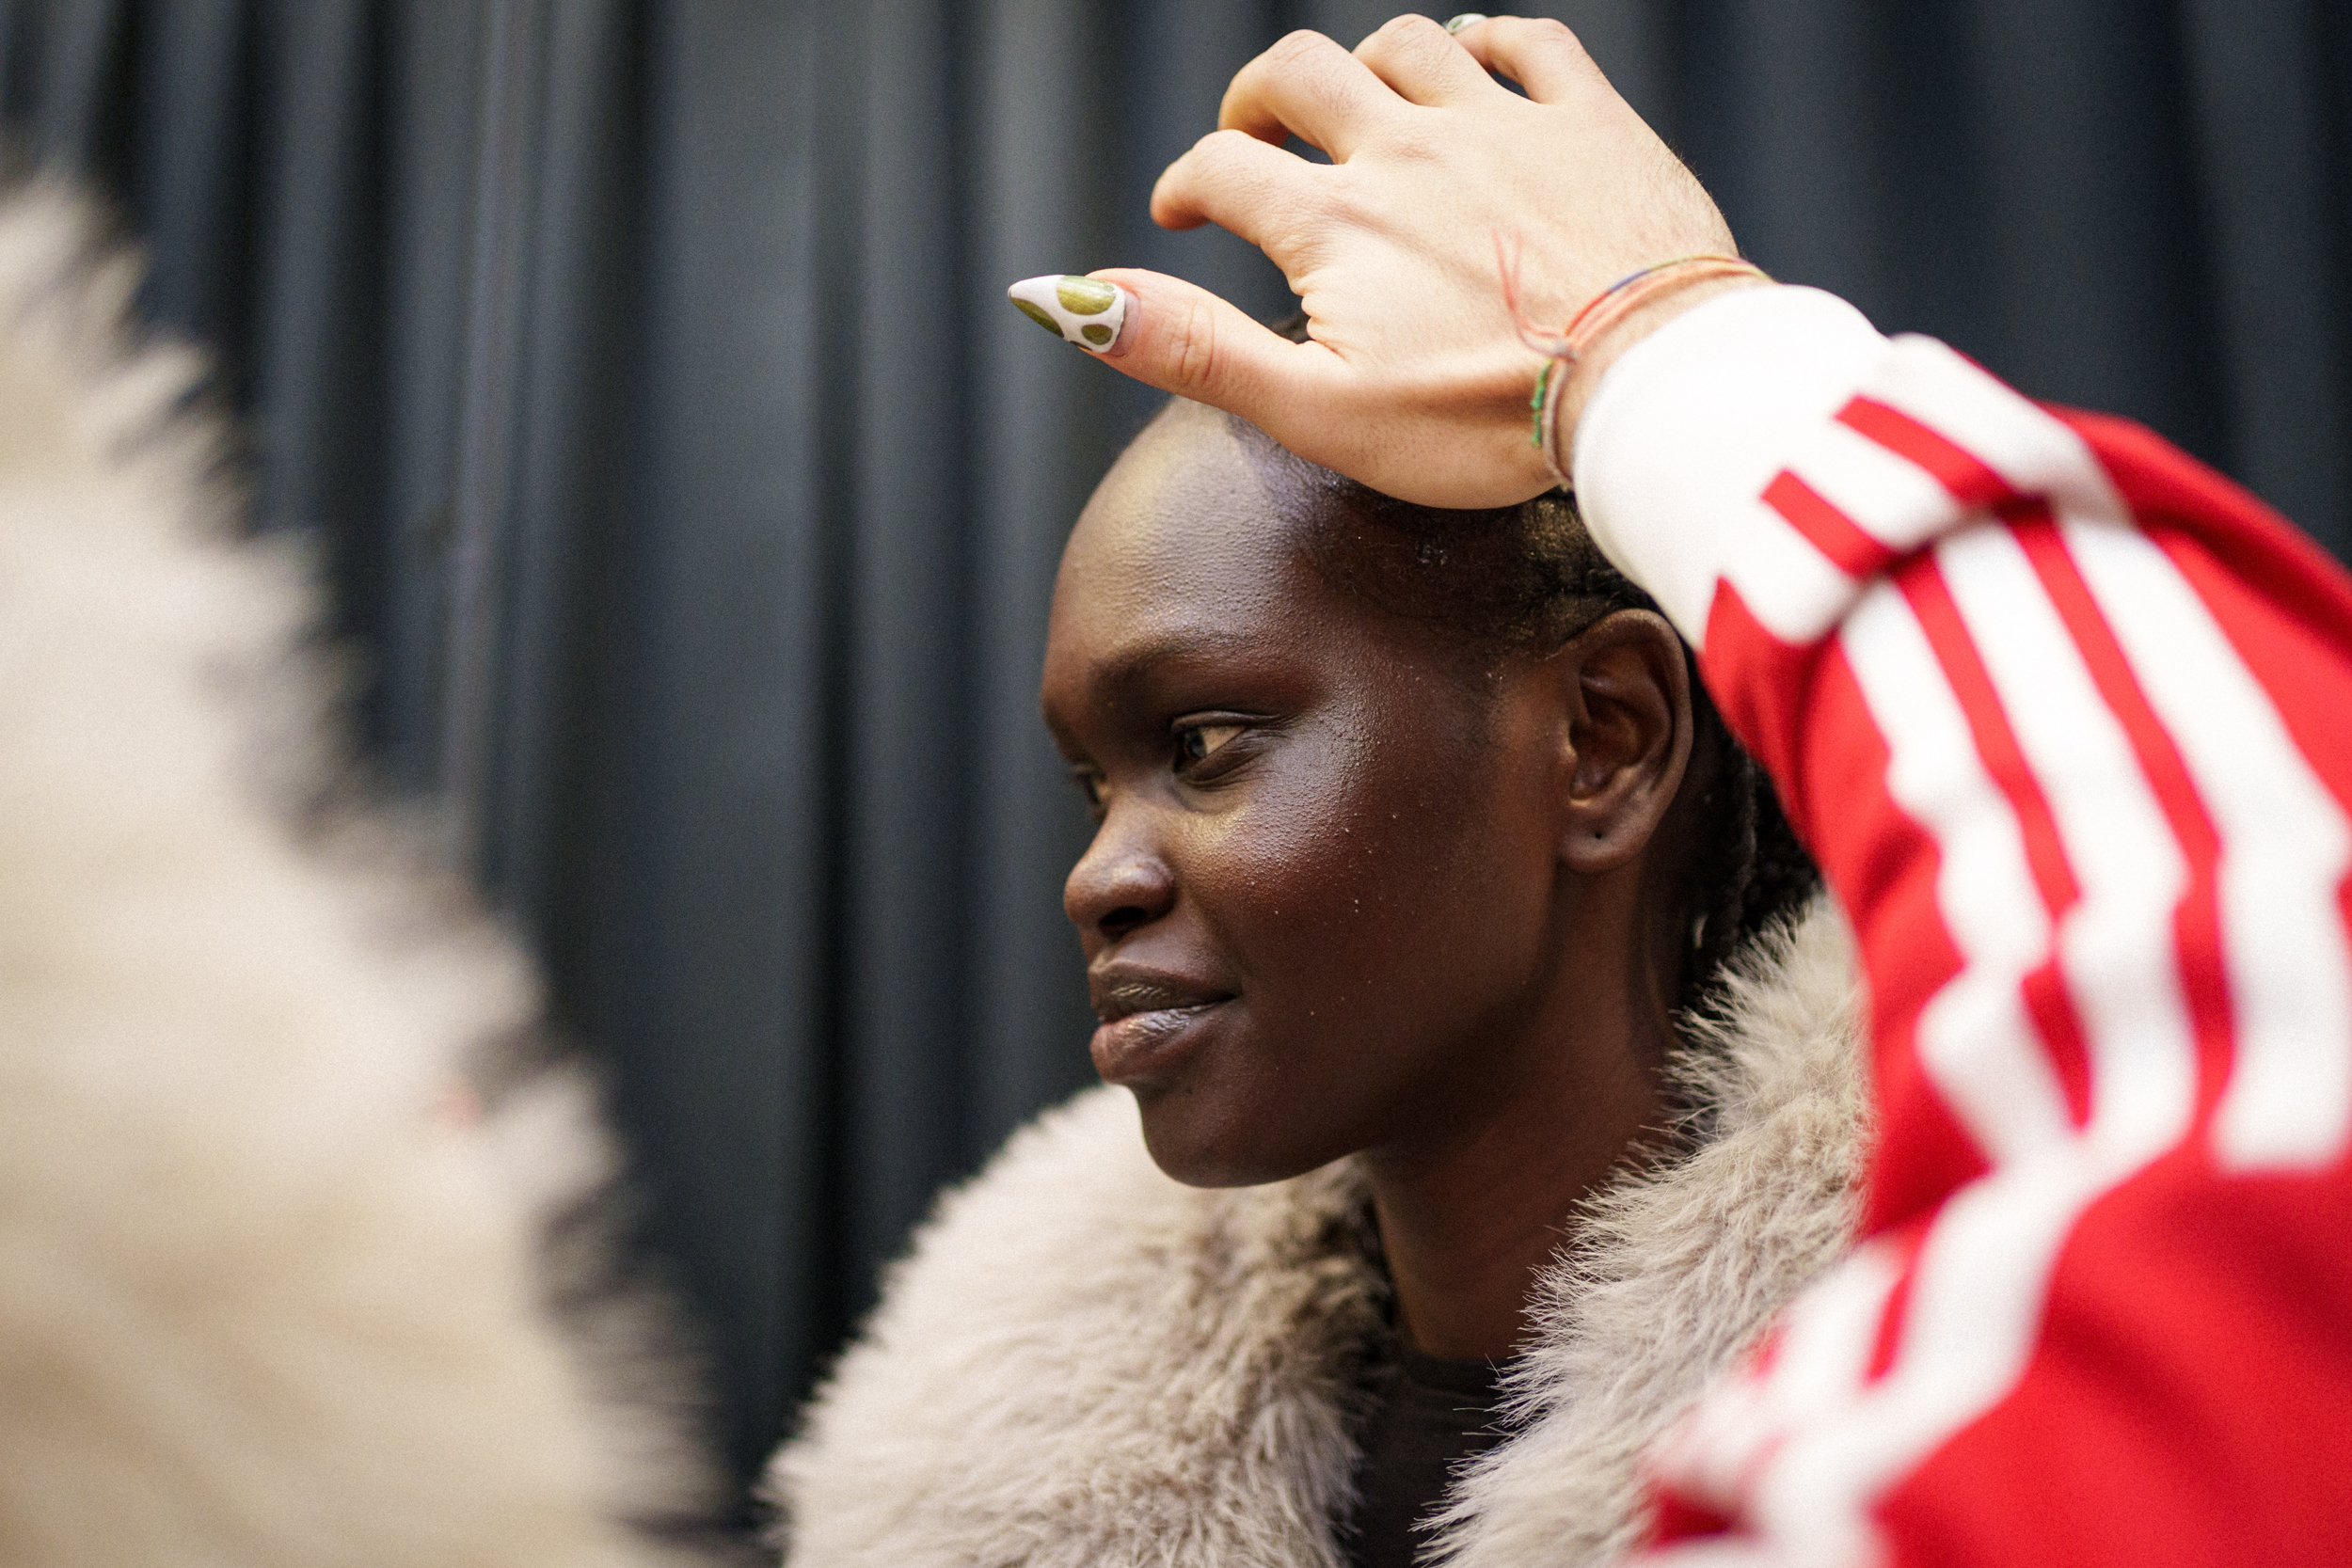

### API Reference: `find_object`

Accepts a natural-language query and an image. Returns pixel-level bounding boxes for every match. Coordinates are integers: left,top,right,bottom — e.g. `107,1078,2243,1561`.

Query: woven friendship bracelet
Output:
1504,247,1771,487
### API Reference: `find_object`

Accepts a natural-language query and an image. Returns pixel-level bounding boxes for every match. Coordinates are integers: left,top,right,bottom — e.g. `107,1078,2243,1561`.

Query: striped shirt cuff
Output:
1571,284,1888,647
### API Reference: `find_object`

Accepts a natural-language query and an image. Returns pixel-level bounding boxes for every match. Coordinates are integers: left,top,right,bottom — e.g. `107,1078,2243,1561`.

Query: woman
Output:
766,374,1867,1566
998,14,2352,1564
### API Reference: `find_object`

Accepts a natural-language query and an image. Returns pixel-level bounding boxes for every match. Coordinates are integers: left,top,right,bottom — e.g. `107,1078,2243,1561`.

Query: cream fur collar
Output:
770,905,1866,1568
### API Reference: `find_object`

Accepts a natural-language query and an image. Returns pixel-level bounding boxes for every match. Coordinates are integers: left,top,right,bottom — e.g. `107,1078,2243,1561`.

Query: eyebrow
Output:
1086,625,1273,702
1042,622,1284,753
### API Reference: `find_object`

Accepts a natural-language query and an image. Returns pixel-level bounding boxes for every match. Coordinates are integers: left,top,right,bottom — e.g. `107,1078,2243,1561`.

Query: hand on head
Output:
1040,14,1756,509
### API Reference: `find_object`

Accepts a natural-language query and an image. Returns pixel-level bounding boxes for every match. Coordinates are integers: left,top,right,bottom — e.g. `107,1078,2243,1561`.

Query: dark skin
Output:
1039,400,1709,1360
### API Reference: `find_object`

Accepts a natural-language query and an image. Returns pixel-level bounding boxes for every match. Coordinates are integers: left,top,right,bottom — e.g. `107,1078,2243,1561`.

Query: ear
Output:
1547,609,1694,875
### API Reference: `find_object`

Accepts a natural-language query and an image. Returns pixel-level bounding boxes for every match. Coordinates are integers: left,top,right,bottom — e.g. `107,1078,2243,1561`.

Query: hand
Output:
1088,15,1751,508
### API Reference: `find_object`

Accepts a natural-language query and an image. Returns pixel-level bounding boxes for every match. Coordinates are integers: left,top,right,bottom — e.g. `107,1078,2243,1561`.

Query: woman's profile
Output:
764,380,1867,1568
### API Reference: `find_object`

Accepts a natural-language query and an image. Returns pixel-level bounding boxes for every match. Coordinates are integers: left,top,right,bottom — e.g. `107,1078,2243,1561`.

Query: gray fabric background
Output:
3,0,2344,1521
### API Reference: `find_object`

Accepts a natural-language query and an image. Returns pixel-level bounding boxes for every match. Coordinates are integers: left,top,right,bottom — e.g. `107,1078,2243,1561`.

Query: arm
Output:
1581,281,2352,1565
1059,14,2352,1561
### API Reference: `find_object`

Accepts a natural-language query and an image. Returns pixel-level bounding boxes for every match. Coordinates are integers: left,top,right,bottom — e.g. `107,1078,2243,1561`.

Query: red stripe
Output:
1707,585,2002,1219
1897,554,2094,1115
2020,958,2093,1128
2014,518,2236,1122
1803,644,1997,1228
1697,578,1828,804
1863,1227,1929,1382
1763,468,1899,579
1840,395,2018,513
1899,560,2079,920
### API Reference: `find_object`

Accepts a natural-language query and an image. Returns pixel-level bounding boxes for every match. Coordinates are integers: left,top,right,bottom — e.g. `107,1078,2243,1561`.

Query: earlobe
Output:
1552,610,1694,874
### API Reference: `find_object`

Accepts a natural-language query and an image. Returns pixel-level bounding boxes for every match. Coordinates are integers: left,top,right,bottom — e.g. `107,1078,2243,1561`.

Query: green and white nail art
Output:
1008,274,1129,352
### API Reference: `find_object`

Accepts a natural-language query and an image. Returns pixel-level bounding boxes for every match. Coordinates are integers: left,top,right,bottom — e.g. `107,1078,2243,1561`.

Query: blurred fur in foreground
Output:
0,180,714,1566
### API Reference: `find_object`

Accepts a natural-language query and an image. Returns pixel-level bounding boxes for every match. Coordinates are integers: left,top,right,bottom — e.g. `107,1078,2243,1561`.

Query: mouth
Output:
1088,966,1235,1085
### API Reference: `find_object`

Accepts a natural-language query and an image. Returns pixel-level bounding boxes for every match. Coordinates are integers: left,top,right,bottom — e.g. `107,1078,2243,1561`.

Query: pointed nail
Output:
1008,274,1132,353
1442,13,1488,34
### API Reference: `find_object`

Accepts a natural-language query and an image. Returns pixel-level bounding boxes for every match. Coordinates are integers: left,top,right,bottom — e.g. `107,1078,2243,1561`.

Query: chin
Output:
1130,1088,1339,1190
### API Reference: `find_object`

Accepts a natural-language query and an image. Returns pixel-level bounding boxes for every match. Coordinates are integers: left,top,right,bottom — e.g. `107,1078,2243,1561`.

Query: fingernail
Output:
1442,12,1488,33
1008,274,1132,353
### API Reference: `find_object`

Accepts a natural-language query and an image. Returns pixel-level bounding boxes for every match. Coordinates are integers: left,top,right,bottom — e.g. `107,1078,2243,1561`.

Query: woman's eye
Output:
1068,767,1106,812
1176,721,1247,766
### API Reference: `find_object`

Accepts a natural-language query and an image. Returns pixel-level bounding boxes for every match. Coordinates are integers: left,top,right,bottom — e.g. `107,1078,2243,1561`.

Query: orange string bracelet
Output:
1499,240,1771,487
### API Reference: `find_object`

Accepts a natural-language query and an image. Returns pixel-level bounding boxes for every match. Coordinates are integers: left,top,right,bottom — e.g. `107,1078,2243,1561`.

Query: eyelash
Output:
1066,719,1256,818
1176,720,1248,769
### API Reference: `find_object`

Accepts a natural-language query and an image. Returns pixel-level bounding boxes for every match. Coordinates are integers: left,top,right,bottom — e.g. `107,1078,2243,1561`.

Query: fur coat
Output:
768,906,1867,1568
0,182,706,1564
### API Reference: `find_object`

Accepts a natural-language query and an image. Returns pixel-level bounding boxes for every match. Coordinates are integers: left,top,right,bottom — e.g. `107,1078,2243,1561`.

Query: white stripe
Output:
1663,1243,1904,1514
1745,532,2199,1562
2060,515,2352,1169
1841,581,2071,1162
1722,495,1864,646
1938,527,2196,1147
1754,1148,2124,1566
1784,417,1963,557
1864,337,2129,522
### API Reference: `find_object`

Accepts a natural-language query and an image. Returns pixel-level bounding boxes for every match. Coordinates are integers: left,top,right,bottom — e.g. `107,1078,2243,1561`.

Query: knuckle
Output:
1265,28,1336,69
1168,295,1221,393
1359,12,1449,71
1366,12,1433,48
1519,15,1590,58
1182,126,1262,184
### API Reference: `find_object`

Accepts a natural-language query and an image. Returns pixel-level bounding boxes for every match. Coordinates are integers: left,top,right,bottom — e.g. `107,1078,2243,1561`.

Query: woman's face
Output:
1040,404,1604,1187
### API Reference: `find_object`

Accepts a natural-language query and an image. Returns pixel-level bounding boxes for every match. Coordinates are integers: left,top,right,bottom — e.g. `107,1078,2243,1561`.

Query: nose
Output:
1063,812,1175,949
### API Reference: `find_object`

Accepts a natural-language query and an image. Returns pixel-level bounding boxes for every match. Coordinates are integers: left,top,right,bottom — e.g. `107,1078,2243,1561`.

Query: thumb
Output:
1009,268,1336,425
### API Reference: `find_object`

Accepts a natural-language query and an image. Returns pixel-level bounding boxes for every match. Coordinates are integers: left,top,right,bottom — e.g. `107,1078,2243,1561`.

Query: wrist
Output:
1549,275,1775,467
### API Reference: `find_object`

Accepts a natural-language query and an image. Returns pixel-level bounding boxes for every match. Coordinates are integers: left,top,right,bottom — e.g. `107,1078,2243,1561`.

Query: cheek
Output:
1192,728,1555,1037
1128,699,1563,1184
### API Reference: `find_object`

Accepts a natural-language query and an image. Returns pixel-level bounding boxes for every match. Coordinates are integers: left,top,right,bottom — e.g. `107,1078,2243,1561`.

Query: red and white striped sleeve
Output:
1573,286,2352,1566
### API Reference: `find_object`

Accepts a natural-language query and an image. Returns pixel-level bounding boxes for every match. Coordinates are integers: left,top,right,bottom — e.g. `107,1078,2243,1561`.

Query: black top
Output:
1339,1343,1508,1568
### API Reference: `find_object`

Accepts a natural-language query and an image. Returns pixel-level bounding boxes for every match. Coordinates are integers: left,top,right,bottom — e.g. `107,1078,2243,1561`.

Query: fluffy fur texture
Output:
0,182,707,1565
769,904,1865,1568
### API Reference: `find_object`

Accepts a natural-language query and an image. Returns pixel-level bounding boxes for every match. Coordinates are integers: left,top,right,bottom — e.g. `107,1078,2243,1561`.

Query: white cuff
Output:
1570,285,1888,646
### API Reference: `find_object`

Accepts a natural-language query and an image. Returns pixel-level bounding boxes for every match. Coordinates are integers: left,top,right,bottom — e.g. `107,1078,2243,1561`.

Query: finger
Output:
1452,14,1603,103
1217,28,1408,159
1082,267,1345,429
1151,128,1320,259
1351,12,1497,105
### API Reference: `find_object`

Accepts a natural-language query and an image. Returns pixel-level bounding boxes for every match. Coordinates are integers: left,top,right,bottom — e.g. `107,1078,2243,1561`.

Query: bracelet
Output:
1502,245,1771,486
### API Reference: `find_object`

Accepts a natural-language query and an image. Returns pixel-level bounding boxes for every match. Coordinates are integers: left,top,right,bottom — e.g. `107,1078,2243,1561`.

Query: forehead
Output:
1042,404,1339,691
1055,402,1298,624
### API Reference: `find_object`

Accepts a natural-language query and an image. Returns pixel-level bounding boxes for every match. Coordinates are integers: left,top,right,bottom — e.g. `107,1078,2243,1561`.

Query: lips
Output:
1087,963,1234,1085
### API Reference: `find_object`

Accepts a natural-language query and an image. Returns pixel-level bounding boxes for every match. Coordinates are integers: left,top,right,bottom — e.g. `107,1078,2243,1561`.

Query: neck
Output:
1362,878,1678,1361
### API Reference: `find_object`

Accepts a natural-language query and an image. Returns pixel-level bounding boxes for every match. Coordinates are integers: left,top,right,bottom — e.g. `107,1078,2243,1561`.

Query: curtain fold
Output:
5,0,2345,1517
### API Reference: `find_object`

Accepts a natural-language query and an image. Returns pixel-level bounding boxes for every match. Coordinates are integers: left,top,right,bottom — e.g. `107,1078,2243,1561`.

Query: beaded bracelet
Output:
1503,245,1771,487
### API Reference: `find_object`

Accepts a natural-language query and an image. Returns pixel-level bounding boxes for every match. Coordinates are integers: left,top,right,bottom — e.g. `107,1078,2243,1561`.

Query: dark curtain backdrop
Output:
4,0,2345,1518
